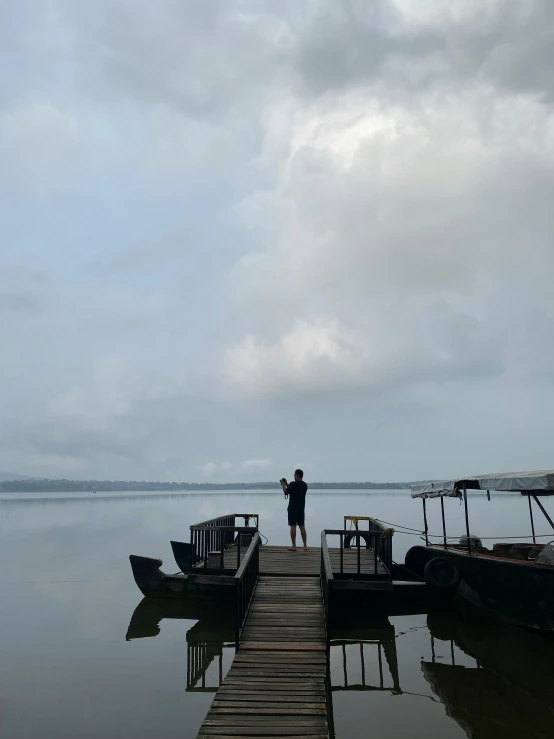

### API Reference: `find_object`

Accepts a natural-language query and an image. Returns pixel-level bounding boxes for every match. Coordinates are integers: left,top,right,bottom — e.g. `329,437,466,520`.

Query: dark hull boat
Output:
406,544,554,632
129,554,235,600
129,514,257,600
407,469,554,632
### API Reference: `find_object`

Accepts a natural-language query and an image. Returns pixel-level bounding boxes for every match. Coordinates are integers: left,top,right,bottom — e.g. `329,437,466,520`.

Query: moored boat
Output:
405,470,554,632
129,554,236,599
129,513,258,599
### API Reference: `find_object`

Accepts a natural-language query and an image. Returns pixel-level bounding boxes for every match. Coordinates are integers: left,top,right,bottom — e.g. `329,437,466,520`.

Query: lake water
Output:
1,490,553,738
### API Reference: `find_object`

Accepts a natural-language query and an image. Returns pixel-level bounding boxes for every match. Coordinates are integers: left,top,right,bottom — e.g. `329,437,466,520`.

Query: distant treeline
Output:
0,478,409,492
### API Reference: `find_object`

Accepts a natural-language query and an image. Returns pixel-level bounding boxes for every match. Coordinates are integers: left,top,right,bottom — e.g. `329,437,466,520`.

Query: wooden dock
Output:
130,514,411,737
196,576,330,738
221,545,388,577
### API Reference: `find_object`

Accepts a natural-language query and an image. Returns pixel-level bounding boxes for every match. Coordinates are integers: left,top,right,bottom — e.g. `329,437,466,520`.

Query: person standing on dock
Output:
280,469,308,551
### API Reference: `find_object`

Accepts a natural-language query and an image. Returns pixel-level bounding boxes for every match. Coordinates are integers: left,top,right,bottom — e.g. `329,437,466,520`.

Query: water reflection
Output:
126,596,233,640
5,491,550,739
330,615,401,695
126,596,235,693
126,594,554,739
425,601,554,738
126,598,404,708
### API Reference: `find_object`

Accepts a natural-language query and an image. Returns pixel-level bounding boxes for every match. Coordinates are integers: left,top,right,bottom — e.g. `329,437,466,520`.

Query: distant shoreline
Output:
0,479,412,493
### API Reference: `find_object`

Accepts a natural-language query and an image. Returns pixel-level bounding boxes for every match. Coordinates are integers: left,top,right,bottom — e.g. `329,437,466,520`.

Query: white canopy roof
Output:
411,470,554,498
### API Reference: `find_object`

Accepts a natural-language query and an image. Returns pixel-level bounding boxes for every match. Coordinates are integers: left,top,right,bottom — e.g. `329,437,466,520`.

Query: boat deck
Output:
197,576,330,738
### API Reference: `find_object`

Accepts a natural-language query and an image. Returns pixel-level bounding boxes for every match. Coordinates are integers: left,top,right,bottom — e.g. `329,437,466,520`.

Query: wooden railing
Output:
323,522,393,578
368,518,393,573
189,514,259,571
235,532,261,644
320,530,334,640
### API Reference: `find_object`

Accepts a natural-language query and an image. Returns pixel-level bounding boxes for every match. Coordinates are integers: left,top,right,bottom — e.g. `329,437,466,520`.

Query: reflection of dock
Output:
330,618,401,695
126,593,407,739
331,641,400,694
186,621,234,692
187,641,223,692
126,579,554,739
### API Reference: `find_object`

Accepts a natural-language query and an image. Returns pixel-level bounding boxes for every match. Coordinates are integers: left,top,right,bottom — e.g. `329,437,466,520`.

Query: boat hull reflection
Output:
424,600,554,738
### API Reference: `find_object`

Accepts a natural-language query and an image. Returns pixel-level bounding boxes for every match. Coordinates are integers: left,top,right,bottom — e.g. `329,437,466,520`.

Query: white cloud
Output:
241,458,273,472
0,100,82,186
49,358,146,433
199,459,272,478
225,305,502,401
225,80,554,401
389,0,506,28
238,86,554,300
226,317,369,398
200,461,233,478
27,453,90,473
3,1,554,482
201,462,218,477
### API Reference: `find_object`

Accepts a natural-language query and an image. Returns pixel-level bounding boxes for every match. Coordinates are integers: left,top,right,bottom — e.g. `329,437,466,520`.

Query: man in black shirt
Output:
280,468,308,551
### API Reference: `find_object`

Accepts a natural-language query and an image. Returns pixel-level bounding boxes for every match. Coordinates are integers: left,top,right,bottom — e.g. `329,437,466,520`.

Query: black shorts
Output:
288,506,305,527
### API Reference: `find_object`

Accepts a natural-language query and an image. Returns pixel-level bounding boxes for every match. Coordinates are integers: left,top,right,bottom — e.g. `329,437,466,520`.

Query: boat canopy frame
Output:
411,470,554,498
410,470,554,555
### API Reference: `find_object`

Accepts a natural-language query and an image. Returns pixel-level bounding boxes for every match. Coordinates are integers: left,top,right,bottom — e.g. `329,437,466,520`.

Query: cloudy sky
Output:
2,0,554,482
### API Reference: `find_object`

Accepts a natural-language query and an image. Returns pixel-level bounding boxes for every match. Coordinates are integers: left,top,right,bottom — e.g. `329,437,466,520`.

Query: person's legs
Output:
299,526,307,550
289,525,297,551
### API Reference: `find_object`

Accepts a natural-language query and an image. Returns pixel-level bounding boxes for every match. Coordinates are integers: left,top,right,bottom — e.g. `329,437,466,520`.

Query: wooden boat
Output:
128,554,237,599
129,513,258,599
405,470,554,632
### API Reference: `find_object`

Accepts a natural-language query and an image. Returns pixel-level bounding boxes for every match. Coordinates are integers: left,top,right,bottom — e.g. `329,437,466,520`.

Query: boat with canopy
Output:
405,470,554,632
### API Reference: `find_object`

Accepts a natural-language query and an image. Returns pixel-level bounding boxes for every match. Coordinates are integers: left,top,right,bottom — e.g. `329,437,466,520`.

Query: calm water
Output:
1,490,553,738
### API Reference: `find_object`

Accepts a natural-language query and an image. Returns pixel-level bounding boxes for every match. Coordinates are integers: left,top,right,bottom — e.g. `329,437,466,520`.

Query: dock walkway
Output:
222,545,387,577
196,576,330,738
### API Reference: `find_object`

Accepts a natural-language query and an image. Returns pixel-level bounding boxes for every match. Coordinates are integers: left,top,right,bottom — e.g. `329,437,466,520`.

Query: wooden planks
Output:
221,545,387,577
196,576,329,739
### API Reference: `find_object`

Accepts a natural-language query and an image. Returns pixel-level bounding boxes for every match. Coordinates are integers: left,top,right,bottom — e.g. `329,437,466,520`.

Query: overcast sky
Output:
2,0,554,482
